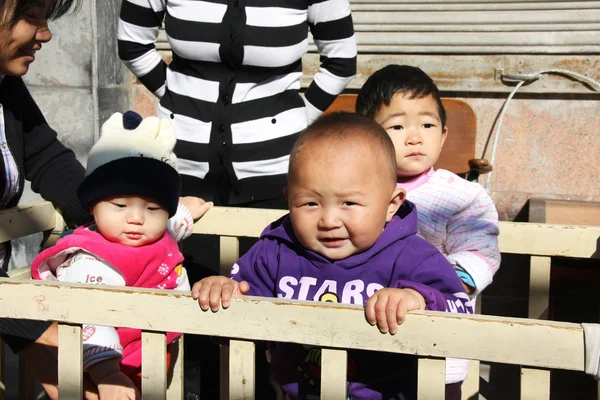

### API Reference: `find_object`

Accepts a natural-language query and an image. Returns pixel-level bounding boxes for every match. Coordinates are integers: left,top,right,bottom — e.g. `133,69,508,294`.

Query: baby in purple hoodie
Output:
192,112,472,400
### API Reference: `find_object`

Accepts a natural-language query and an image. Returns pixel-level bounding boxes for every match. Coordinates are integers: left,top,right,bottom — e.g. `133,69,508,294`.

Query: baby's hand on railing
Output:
179,196,213,221
87,359,140,399
96,371,140,399
192,276,250,312
365,288,426,335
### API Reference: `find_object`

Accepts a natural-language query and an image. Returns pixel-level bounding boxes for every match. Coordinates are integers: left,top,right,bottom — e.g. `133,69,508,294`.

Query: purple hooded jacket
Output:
231,200,472,399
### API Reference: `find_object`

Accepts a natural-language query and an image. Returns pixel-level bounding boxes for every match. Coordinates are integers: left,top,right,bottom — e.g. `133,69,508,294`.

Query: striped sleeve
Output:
304,0,357,122
118,0,168,97
445,187,501,296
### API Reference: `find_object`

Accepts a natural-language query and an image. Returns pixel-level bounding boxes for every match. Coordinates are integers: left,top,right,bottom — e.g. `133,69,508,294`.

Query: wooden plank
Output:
166,336,184,400
0,202,56,243
520,367,550,400
461,296,483,399
462,360,480,400
229,340,255,400
58,323,83,399
0,280,585,371
498,222,599,258
195,208,285,238
320,349,348,400
220,236,240,276
521,256,552,398
142,331,168,399
7,266,31,280
220,236,240,400
543,200,600,227
529,257,551,320
418,358,446,400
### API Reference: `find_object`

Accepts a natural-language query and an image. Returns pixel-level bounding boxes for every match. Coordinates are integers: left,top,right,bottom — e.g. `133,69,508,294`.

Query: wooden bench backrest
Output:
324,94,477,176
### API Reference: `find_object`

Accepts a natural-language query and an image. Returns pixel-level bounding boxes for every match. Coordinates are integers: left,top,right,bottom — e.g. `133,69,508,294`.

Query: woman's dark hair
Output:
2,0,81,25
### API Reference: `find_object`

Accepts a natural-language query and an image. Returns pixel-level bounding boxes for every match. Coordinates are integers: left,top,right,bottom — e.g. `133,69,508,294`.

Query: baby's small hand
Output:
96,371,140,399
365,288,426,335
192,276,249,312
179,196,213,221
87,359,139,400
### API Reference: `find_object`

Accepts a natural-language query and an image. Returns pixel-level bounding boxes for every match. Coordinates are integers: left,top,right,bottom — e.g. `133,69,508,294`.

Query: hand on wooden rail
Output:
179,196,213,222
365,288,426,335
192,276,250,312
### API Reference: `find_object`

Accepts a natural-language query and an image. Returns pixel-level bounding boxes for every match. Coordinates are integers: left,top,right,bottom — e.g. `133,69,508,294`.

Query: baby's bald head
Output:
289,112,397,188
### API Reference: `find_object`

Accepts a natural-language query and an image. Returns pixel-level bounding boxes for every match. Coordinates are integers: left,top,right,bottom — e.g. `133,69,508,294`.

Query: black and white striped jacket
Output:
118,0,356,204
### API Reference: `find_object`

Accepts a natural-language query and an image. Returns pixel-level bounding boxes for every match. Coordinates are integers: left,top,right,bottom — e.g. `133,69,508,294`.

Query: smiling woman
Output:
0,0,91,268
0,0,112,399
0,0,77,75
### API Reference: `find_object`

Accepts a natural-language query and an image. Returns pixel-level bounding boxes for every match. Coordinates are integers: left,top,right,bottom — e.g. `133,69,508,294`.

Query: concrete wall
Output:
468,93,600,221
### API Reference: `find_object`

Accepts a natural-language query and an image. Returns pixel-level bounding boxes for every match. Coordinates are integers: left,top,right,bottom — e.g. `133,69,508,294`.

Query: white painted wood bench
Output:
0,202,598,399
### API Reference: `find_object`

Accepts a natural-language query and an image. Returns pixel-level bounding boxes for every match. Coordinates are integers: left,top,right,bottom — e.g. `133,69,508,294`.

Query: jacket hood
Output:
260,200,419,269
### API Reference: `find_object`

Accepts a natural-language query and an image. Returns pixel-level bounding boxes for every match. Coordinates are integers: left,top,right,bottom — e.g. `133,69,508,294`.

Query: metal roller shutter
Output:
158,1,600,93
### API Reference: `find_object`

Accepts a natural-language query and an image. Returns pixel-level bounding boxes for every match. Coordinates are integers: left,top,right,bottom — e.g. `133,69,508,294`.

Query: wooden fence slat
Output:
220,236,240,400
521,256,552,398
461,296,482,399
58,323,83,399
220,236,240,276
195,208,285,238
498,222,600,258
142,331,167,399
320,348,348,400
6,266,31,280
0,202,56,243
520,367,550,400
229,340,255,400
166,336,184,400
462,360,480,400
418,358,446,400
529,256,551,320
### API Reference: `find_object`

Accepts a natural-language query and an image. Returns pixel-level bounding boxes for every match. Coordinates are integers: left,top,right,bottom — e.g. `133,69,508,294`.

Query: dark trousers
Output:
183,188,288,400
445,381,462,400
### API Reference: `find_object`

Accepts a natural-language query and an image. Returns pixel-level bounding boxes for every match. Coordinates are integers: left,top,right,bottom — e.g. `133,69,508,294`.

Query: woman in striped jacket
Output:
118,1,356,398
117,0,357,208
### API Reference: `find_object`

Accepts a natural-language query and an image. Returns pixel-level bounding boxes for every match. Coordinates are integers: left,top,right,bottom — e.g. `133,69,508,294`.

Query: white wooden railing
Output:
0,202,598,399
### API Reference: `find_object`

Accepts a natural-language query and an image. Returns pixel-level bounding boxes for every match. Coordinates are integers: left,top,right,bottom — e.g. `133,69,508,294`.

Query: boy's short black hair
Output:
356,65,447,127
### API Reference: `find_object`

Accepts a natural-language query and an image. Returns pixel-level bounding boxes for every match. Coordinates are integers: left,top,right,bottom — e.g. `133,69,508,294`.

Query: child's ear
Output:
441,125,448,149
386,188,406,222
